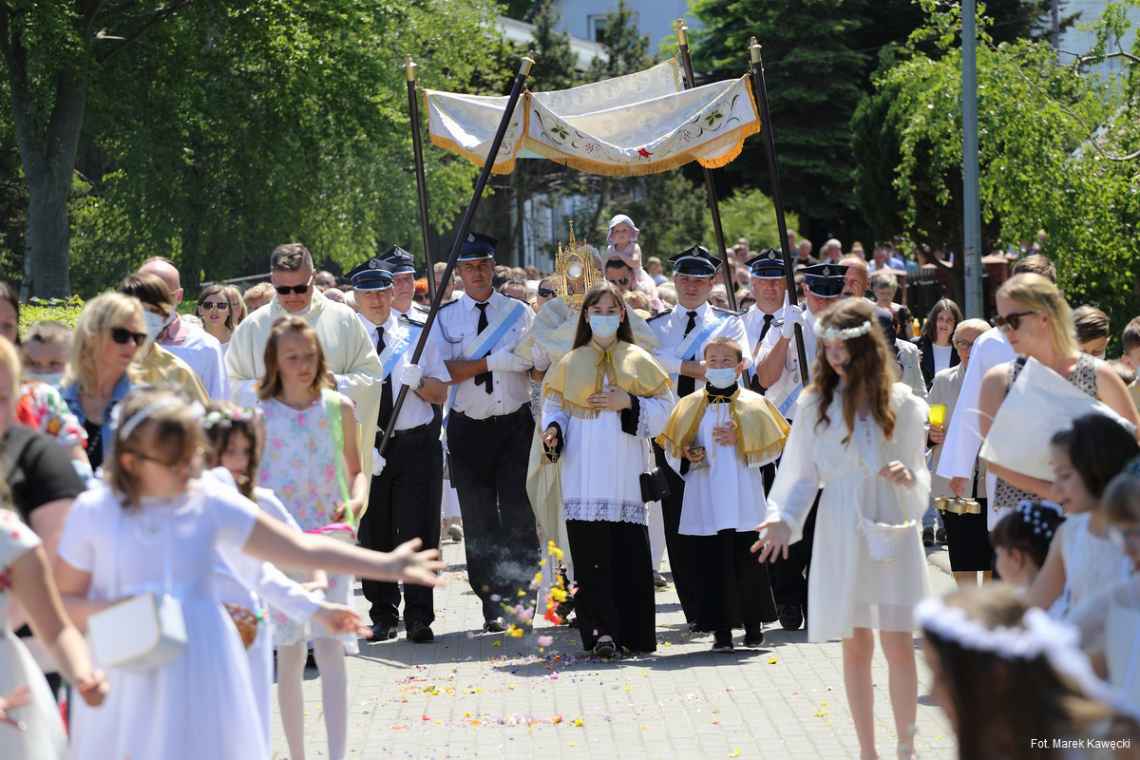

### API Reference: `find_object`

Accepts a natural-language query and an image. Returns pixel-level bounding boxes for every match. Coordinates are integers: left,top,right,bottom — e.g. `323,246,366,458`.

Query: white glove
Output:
371,448,387,477
401,363,424,390
531,345,551,372
781,305,804,339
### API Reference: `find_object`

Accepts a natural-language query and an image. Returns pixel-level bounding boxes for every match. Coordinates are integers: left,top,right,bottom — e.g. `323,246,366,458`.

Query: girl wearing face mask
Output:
14,320,90,465
116,274,209,406
540,284,673,658
657,336,789,652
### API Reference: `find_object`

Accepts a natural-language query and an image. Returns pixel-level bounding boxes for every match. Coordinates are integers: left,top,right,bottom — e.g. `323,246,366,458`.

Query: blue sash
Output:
446,301,526,412
379,329,414,381
778,383,802,417
679,320,720,362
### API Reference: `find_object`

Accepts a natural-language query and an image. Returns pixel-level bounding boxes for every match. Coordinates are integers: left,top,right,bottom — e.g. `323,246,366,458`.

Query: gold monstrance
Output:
553,223,599,309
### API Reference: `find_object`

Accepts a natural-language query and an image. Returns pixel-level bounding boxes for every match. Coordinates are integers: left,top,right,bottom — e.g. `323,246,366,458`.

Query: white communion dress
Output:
766,383,933,642
59,480,268,760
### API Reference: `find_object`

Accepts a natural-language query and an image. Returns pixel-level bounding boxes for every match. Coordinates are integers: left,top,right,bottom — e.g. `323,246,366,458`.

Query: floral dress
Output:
257,389,358,653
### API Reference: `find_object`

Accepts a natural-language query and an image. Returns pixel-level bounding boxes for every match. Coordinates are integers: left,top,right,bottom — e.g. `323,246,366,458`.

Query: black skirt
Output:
942,502,993,572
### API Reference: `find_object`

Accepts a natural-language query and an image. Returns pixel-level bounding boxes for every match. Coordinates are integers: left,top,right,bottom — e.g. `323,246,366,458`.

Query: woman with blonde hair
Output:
755,297,931,760
977,273,1139,508
60,293,148,470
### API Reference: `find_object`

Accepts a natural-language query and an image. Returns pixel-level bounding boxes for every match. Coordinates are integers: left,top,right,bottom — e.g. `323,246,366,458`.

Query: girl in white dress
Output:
540,285,673,657
53,389,443,760
201,401,368,747
255,316,369,760
755,298,931,760
0,495,106,760
1028,413,1137,614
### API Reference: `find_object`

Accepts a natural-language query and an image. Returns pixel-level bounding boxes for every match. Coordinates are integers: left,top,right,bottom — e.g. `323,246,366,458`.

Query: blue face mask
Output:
588,313,621,339
705,367,739,389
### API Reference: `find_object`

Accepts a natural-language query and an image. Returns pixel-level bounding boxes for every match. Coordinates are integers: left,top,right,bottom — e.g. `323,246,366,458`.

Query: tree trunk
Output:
23,163,74,298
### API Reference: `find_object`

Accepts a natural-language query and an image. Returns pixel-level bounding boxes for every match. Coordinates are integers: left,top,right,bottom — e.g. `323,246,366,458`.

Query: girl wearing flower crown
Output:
919,585,1139,760
255,316,369,760
52,389,442,760
201,401,368,748
990,501,1065,592
754,298,932,760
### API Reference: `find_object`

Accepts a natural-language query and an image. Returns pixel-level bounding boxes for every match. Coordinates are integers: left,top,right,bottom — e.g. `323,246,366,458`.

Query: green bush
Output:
19,297,86,333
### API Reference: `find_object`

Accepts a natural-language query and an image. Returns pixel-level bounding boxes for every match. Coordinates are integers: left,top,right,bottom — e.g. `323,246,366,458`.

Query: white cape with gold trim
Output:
426,60,760,177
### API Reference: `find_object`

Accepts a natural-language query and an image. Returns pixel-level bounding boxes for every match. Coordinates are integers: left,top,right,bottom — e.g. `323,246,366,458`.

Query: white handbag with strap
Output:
86,503,188,671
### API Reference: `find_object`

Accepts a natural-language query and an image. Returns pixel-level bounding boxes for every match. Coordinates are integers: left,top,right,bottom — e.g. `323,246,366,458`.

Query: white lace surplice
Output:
542,392,672,525
766,383,933,642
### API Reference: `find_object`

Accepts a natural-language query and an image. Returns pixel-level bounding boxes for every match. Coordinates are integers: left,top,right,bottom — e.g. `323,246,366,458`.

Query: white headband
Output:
916,597,1139,720
117,397,203,441
816,319,872,342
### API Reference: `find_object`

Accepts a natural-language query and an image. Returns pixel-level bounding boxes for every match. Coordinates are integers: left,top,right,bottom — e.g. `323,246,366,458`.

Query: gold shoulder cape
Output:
657,387,790,467
543,340,671,418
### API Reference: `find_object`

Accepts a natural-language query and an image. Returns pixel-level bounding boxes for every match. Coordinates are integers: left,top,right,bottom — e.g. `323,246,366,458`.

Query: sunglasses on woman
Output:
537,287,557,298
110,327,148,346
274,283,311,296
992,310,1037,331
199,300,229,311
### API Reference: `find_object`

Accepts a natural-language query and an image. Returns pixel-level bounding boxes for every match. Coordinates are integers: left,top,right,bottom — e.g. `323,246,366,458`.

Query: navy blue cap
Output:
374,245,415,275
670,245,719,277
346,258,395,291
746,248,785,279
458,232,497,261
802,262,847,298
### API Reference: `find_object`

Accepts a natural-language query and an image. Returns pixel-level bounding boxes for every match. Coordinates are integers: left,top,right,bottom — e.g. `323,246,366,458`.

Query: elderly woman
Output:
60,293,147,471
870,269,901,315
117,274,209,405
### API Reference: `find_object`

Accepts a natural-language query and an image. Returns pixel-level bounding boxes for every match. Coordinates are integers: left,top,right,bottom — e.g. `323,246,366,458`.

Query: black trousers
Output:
358,423,443,627
762,461,819,611
694,530,778,633
448,406,540,622
653,442,701,623
566,519,657,653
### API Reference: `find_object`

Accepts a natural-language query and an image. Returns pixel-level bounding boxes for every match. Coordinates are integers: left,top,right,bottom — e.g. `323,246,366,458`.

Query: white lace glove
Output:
371,448,387,477
781,305,804,340
401,363,424,390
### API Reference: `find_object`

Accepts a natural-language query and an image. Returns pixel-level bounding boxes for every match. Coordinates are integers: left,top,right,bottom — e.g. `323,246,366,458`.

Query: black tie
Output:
377,326,394,436
750,313,774,393
676,310,699,398
474,302,493,394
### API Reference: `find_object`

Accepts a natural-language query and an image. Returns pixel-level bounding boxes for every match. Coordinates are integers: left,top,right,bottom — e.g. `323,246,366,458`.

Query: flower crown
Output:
203,406,259,430
916,596,1138,720
1016,500,1063,540
816,319,873,342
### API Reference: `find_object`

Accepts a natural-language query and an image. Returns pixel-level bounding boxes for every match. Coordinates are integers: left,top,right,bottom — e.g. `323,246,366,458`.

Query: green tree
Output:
704,188,800,254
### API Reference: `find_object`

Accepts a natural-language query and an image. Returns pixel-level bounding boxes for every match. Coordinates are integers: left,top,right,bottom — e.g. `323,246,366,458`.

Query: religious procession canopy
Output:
425,59,760,176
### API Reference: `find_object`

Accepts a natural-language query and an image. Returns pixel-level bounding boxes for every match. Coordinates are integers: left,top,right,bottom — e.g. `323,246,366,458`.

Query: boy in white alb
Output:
658,337,789,651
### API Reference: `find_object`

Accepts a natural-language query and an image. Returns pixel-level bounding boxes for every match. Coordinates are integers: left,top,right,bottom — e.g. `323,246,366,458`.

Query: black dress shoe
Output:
369,623,398,642
743,627,765,647
712,631,734,652
483,618,506,633
922,526,935,547
593,636,617,658
777,604,803,631
407,621,434,643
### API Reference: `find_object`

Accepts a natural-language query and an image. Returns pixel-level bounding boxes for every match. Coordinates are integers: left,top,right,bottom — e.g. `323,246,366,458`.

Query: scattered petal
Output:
767,656,778,665
537,635,554,647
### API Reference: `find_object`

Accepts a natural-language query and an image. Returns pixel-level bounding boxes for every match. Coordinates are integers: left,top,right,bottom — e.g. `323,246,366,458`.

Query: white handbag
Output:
86,505,188,671
858,516,918,562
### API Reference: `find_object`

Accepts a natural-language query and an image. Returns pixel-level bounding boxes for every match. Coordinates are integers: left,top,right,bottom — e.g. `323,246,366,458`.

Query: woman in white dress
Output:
755,298,931,760
0,494,107,759
53,389,443,760
540,284,673,657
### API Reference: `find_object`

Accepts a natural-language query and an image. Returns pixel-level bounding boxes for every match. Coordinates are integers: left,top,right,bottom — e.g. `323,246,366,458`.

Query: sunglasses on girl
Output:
992,310,1037,331
274,283,311,296
110,327,148,346
199,301,229,311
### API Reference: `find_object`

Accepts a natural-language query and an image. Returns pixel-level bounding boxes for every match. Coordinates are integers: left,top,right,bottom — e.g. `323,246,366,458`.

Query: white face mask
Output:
705,367,739,389
588,313,621,339
25,371,63,387
143,311,171,342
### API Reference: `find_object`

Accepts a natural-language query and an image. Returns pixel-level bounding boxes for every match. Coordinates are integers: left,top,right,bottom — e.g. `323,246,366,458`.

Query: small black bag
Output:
639,468,671,503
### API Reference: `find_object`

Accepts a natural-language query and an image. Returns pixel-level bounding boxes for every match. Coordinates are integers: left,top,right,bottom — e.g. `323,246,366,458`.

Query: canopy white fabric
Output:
426,59,760,176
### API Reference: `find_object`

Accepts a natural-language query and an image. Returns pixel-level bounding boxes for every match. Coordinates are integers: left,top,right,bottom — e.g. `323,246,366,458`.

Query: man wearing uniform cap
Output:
648,245,752,628
374,245,431,319
348,260,449,643
741,249,789,394
751,261,847,631
424,231,540,633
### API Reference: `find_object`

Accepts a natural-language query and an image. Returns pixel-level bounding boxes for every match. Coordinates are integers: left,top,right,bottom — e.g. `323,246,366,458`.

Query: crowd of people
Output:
1,211,1139,760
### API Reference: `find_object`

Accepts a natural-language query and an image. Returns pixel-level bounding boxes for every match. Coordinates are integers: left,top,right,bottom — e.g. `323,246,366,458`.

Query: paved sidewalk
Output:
270,541,958,760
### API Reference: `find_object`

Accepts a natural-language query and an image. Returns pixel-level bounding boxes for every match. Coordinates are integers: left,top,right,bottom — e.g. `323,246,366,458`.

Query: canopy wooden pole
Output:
674,19,738,312
747,38,808,385
379,54,534,457
406,57,437,303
